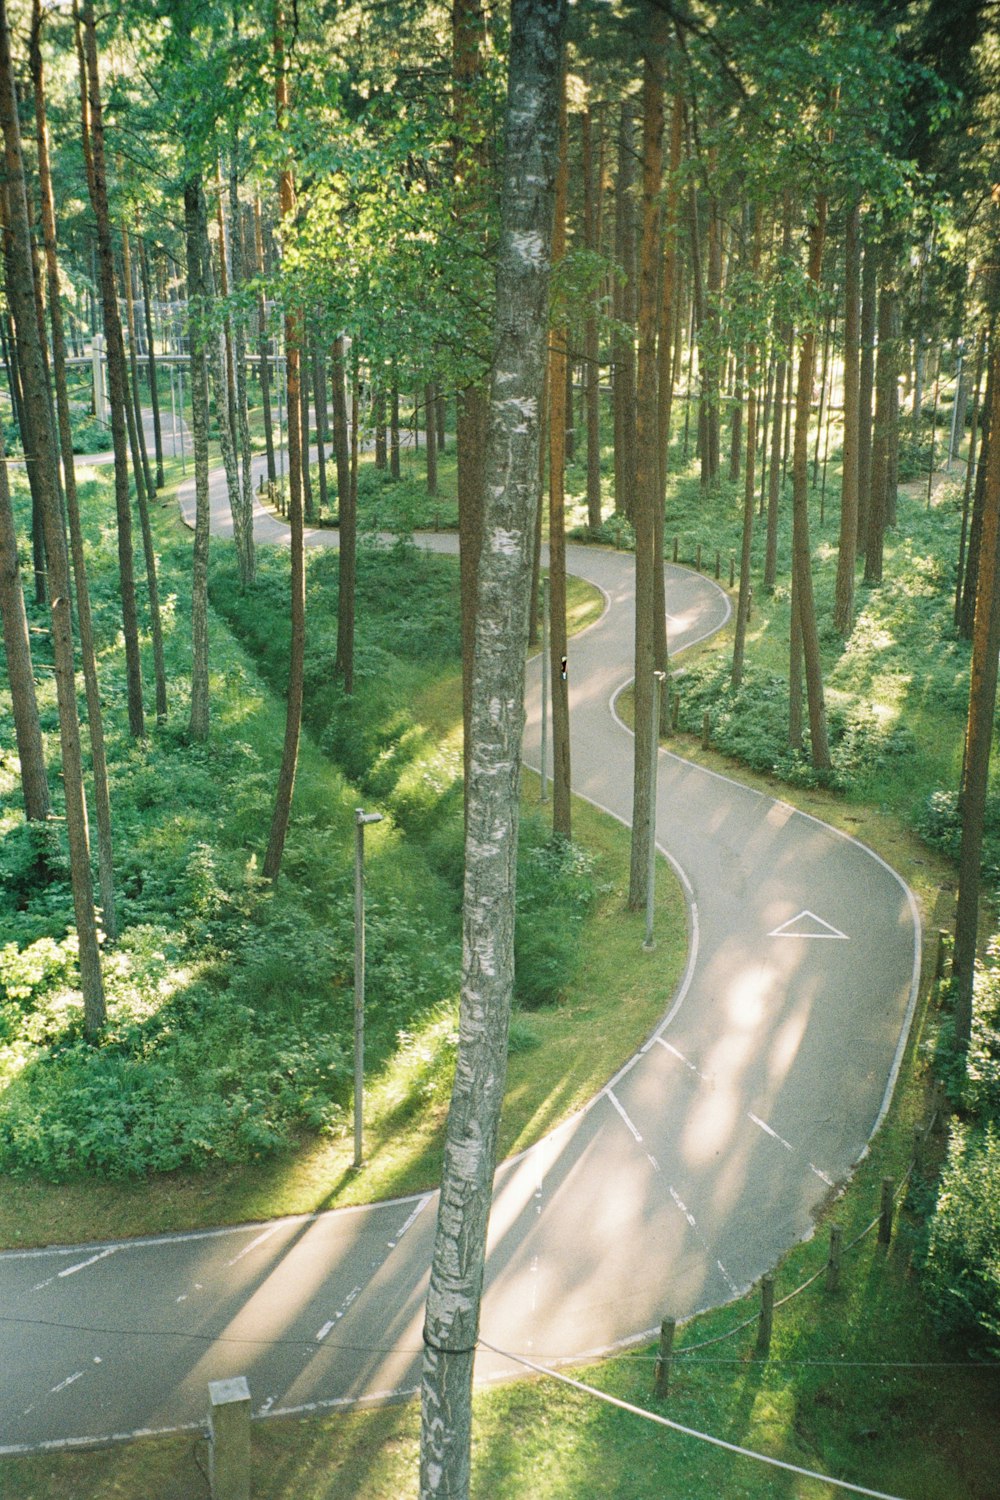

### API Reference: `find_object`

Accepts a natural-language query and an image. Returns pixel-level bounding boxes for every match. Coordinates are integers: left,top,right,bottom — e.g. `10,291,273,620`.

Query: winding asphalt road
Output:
0,443,921,1455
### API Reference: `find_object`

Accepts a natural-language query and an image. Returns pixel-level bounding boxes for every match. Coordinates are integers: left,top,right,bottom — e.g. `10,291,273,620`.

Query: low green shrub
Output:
672,660,915,793
70,413,113,454
914,788,1000,897
515,818,599,1008
923,1121,1000,1359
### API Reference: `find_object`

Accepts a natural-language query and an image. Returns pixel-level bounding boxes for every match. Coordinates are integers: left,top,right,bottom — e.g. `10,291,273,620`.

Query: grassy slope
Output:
0,449,684,1249
6,421,999,1498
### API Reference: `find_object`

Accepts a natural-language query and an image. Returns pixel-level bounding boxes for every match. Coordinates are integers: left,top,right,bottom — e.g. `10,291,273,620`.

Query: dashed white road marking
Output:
668,1187,697,1229
226,1224,282,1267
49,1372,84,1395
315,1320,335,1343
60,1247,117,1279
717,1260,739,1297
809,1163,835,1187
655,1038,711,1082
605,1089,642,1143
748,1113,795,1153
387,1193,431,1249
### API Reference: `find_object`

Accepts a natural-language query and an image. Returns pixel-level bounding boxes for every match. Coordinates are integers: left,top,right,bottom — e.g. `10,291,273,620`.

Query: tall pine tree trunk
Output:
834,194,861,633
582,100,602,536
731,207,762,688
137,231,164,487
0,421,48,820
856,233,878,553
78,0,144,738
1,0,104,1030
864,269,896,586
332,336,355,692
254,197,277,486
184,173,212,742
548,78,571,840
790,200,830,770
263,8,305,882
628,9,665,909
419,7,566,1493
953,325,1000,1051
32,0,115,930
613,103,638,518
764,196,792,590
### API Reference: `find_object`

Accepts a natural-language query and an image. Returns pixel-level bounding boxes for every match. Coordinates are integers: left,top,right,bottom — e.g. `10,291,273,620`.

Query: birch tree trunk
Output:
453,0,491,805
419,3,566,1491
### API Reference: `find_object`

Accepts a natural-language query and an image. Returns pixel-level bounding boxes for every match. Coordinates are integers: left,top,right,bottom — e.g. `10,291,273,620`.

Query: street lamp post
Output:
354,808,383,1168
540,575,550,802
644,671,666,952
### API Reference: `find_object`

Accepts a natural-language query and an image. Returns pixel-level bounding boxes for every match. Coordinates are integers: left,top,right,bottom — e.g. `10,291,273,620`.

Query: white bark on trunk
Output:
419,3,567,1494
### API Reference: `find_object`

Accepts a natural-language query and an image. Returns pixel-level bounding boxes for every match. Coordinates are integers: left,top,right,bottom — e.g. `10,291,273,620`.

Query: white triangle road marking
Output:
768,909,849,940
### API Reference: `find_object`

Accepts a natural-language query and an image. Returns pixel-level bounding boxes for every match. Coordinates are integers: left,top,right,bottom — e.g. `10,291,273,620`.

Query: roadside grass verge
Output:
6,948,997,1499
0,469,678,1250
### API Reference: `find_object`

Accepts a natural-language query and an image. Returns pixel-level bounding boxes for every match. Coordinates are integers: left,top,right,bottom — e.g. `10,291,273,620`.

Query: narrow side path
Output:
0,450,920,1454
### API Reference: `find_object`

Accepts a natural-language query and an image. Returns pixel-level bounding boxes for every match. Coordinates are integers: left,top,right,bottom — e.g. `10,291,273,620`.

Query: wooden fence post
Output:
715,549,721,579
729,555,735,588
671,693,679,732
879,1177,895,1246
695,543,702,572
654,1317,676,1399
672,535,678,562
826,1225,842,1293
701,711,710,750
754,1275,774,1358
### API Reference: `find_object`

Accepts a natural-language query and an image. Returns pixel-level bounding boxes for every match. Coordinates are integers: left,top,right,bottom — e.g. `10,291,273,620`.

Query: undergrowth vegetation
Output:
570,419,1000,1365
0,470,596,1181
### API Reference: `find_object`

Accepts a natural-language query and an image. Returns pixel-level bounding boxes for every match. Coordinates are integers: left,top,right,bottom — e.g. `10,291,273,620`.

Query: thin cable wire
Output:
479,1338,913,1500
0,1311,423,1356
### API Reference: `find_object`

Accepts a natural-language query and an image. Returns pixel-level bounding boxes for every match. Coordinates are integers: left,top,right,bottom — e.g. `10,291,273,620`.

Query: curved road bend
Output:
0,455,920,1453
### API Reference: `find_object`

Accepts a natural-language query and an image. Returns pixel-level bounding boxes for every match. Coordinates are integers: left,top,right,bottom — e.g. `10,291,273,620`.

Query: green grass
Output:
6,965,997,1499
0,462,679,1249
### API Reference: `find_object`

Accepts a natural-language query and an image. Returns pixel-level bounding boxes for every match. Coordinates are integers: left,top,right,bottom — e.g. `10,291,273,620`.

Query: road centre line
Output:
748,1113,795,1153
655,1038,711,1081
48,1372,84,1395
604,1089,643,1143
225,1223,283,1268
388,1193,431,1249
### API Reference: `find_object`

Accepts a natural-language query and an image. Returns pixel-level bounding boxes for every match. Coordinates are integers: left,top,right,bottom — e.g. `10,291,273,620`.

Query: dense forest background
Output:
1,0,1000,1492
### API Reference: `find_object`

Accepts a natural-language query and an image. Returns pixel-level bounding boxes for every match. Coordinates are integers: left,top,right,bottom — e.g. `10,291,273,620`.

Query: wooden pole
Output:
878,1177,895,1246
653,1316,676,1399
754,1275,774,1358
825,1225,842,1293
